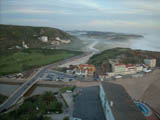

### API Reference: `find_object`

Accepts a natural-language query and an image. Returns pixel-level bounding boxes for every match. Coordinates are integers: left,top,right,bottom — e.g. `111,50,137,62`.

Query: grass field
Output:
0,48,82,76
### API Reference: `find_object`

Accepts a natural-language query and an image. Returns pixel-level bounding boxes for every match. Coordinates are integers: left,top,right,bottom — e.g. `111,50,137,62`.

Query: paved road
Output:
0,52,93,113
0,68,46,113
73,86,106,120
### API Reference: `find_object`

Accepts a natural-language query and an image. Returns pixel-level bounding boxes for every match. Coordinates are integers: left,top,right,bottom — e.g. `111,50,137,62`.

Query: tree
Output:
63,116,69,120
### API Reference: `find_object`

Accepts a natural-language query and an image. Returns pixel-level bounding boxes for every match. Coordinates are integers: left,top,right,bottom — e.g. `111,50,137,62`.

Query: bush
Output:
63,116,69,120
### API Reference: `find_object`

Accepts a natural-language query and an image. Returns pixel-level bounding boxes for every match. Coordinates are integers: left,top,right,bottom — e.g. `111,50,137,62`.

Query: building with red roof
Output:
76,64,96,76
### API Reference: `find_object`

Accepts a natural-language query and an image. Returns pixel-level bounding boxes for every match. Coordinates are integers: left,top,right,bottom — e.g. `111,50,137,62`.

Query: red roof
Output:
79,64,95,68
126,64,134,68
78,64,96,72
115,64,125,66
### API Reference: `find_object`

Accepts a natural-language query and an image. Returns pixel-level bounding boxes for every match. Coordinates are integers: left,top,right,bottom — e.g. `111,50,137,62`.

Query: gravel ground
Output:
111,69,160,113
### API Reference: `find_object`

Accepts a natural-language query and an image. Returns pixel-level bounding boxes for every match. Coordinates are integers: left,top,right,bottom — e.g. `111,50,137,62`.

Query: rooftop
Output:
79,64,95,68
115,64,125,66
101,82,146,120
78,64,96,71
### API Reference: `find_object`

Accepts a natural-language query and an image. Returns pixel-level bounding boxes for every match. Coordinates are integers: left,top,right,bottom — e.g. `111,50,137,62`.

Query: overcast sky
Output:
0,0,160,33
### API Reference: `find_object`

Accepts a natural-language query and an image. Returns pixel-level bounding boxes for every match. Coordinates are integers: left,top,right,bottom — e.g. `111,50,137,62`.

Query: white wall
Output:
99,84,115,120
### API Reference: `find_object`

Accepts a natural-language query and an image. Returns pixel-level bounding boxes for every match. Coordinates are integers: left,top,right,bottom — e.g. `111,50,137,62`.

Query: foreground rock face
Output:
111,69,160,113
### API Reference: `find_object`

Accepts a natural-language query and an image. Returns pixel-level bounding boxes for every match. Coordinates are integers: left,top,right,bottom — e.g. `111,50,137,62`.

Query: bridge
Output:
0,52,93,113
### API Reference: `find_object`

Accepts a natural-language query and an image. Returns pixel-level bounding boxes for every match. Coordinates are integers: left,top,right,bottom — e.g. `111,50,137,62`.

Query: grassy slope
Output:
0,48,82,76
88,48,160,67
0,24,75,50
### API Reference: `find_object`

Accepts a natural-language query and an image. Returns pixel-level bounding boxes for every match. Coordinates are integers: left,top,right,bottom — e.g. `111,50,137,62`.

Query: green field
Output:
0,48,82,76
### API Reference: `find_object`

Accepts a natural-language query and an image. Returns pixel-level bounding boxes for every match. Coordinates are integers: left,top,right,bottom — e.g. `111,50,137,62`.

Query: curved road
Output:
0,52,93,113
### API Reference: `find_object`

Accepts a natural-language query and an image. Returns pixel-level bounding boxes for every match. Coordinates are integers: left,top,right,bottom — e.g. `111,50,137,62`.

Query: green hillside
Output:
0,48,82,76
0,24,75,50
88,48,160,67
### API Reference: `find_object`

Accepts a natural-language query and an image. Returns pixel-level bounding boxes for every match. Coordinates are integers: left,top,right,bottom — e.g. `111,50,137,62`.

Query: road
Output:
73,86,105,120
0,52,93,113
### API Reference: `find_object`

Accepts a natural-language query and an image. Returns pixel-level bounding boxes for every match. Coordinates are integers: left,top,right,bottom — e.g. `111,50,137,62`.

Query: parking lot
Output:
39,69,75,82
73,86,106,120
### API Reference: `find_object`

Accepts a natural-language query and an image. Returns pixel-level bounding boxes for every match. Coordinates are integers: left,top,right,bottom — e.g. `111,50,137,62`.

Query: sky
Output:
0,0,160,33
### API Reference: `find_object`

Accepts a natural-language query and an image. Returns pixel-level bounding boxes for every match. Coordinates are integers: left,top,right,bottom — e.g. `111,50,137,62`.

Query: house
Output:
112,64,127,73
109,59,144,75
99,82,146,120
136,65,144,72
75,64,96,76
56,37,71,44
39,36,48,42
144,59,156,68
66,65,77,74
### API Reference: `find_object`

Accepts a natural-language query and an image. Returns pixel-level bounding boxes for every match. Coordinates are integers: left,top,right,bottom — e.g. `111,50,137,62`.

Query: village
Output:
64,58,157,81
0,52,159,120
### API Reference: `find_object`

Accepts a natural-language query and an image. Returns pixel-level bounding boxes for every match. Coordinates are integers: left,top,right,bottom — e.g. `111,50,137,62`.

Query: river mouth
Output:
67,32,160,52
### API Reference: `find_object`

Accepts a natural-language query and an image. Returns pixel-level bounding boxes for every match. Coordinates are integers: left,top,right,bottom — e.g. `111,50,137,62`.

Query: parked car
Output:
115,75,122,79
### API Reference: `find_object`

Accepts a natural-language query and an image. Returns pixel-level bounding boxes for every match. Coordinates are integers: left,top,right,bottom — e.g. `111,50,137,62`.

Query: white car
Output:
115,75,122,79
143,68,152,73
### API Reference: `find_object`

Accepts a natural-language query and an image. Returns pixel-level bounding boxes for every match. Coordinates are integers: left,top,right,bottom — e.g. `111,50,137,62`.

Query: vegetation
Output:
0,24,76,50
60,86,76,93
63,116,69,120
88,47,160,67
0,94,7,104
0,91,62,120
0,48,82,76
79,31,143,40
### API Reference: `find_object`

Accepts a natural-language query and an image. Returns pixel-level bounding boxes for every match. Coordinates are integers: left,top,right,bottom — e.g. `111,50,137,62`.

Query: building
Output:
144,59,156,68
56,37,71,44
109,59,144,75
112,64,127,73
39,36,48,42
75,64,96,76
66,65,77,74
136,65,144,72
99,82,146,120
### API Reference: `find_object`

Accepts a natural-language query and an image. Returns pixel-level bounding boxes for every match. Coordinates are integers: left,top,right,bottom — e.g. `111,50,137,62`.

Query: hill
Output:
88,48,160,73
67,30,143,41
0,24,76,50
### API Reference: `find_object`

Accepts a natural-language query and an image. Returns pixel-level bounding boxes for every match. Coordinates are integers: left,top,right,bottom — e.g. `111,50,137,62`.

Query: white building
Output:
136,65,143,72
99,82,146,120
40,36,48,42
22,41,29,49
110,59,144,75
112,64,127,73
56,37,71,44
144,59,156,68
